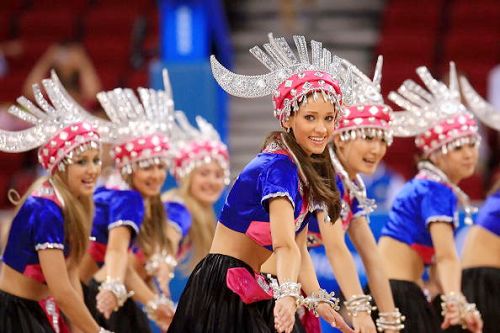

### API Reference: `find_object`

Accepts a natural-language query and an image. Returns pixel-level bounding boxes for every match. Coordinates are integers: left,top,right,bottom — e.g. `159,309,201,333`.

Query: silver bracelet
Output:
268,276,303,305
303,288,340,317
98,327,114,333
144,296,174,321
376,308,405,332
145,251,178,276
344,294,376,317
441,293,481,329
99,277,134,309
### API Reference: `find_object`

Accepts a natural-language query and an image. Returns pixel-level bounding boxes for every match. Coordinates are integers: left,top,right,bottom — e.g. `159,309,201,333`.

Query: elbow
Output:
273,241,301,258
52,286,78,307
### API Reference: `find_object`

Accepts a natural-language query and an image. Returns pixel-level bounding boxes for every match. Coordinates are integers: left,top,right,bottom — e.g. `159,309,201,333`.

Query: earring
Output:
285,127,291,133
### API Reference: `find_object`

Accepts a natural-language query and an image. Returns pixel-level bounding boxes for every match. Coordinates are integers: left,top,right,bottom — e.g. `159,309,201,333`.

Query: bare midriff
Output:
210,223,272,272
0,265,50,301
461,226,500,269
378,236,425,282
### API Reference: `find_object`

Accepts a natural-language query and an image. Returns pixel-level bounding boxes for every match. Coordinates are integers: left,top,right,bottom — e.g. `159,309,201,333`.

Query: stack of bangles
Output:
269,277,341,318
144,295,175,321
375,309,405,332
145,250,178,277
99,277,135,310
441,292,481,329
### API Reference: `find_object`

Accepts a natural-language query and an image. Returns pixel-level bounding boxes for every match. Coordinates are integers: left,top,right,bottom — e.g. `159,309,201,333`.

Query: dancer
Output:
378,64,483,332
79,70,176,332
162,111,229,272
168,34,355,333
0,73,112,333
448,78,500,333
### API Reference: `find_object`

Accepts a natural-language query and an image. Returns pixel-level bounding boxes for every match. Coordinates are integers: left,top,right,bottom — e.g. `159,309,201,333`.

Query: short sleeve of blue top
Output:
218,151,311,251
476,190,500,237
88,186,144,265
164,201,192,238
381,178,458,264
2,196,67,284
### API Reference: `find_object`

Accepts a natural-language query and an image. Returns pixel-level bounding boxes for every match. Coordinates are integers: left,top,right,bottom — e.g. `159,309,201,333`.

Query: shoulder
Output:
95,187,143,205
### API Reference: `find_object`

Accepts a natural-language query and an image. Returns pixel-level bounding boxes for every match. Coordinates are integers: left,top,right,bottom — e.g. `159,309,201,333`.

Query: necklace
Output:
328,145,376,215
417,161,477,225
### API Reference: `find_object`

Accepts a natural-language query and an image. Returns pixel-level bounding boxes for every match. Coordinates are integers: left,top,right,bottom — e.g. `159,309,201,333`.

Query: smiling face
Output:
131,161,168,198
188,161,226,206
65,149,102,198
333,134,388,177
283,94,337,156
430,138,479,183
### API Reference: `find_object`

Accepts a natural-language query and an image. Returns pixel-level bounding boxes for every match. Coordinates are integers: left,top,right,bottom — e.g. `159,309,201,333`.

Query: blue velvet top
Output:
476,190,500,237
164,201,192,238
381,176,458,265
218,139,313,251
2,182,69,284
88,186,144,266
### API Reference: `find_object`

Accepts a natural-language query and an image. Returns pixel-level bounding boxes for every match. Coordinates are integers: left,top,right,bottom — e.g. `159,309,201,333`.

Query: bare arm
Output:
429,222,461,294
104,226,131,281
39,249,100,333
349,217,396,312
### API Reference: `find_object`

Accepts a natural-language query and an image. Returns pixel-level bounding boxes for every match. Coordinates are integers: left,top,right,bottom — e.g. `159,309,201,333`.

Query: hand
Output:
351,311,376,333
316,302,355,333
441,302,462,329
96,289,118,319
273,296,297,333
153,302,175,331
462,310,483,333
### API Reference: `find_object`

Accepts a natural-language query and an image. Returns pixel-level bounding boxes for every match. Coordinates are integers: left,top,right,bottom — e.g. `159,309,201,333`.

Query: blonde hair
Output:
124,173,173,258
164,171,216,272
3,171,93,264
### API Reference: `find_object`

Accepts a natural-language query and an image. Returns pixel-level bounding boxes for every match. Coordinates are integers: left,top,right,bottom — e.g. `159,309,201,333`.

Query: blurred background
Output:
0,0,498,331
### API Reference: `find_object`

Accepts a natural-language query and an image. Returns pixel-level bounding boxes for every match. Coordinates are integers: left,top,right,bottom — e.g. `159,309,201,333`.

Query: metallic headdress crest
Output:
0,71,102,173
388,62,469,137
171,111,230,185
460,77,500,131
346,55,384,106
211,34,354,122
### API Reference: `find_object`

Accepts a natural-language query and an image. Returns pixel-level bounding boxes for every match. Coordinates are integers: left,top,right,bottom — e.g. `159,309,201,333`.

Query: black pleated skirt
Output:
388,279,441,333
433,267,500,333
167,253,277,333
83,278,152,333
0,289,55,333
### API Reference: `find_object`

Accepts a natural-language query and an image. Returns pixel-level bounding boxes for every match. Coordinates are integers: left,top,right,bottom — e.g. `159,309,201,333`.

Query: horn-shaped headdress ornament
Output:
171,111,230,185
460,77,500,131
211,34,354,126
0,70,103,173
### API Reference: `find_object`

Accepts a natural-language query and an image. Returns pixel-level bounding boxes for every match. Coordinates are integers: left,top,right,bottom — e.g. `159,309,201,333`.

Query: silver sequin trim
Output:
108,220,140,234
261,192,295,210
35,242,64,251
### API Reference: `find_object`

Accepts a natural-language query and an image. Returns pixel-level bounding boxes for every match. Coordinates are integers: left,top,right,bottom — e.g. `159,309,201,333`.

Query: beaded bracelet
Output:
376,308,405,332
344,295,376,317
144,296,174,321
99,277,134,309
303,288,340,317
145,250,178,276
98,327,114,333
441,292,481,329
268,277,304,306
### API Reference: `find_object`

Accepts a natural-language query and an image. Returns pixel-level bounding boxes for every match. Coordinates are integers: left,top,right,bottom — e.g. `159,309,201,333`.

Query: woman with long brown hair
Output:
167,34,355,333
0,75,111,332
78,72,178,332
162,111,230,273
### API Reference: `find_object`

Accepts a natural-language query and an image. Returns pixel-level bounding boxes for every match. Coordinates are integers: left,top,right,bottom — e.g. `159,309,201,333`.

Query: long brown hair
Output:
4,172,93,264
163,173,216,272
263,131,341,223
124,175,173,258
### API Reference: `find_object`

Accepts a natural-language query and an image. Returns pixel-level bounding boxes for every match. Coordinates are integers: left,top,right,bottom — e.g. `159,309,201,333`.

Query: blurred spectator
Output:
23,41,102,110
0,40,22,78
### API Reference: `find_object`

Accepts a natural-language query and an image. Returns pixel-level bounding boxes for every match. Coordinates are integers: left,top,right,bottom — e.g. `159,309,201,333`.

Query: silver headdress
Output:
346,55,385,107
388,62,470,138
94,69,176,175
210,34,354,122
0,70,103,173
171,111,230,185
460,77,500,131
